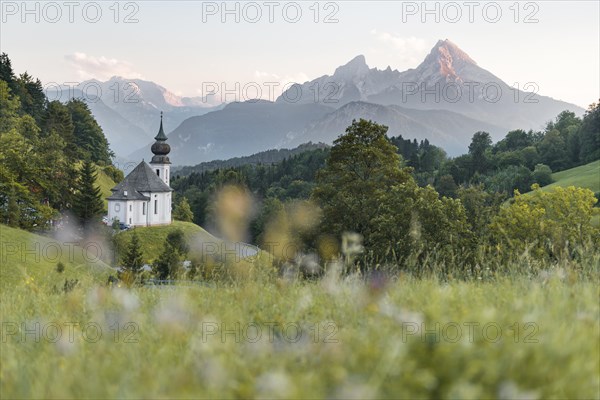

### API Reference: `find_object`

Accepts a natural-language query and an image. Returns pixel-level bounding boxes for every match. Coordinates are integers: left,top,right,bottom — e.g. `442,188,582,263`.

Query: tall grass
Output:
1,251,598,399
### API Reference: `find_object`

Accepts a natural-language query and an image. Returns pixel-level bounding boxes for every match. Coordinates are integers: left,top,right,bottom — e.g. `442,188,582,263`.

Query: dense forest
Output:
173,142,329,177
0,53,121,230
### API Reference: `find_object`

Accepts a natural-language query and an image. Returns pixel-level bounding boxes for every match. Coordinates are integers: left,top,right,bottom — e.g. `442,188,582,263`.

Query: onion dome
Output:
151,112,171,164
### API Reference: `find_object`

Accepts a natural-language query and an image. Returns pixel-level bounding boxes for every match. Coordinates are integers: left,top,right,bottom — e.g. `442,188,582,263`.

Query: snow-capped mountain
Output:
279,39,583,131
77,39,584,166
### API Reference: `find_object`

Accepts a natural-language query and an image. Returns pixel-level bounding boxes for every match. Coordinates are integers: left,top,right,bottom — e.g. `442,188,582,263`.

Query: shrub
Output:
491,184,599,259
56,261,65,273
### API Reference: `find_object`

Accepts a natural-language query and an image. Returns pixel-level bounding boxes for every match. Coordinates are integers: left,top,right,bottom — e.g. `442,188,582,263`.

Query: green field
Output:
115,221,219,263
1,221,599,398
0,224,112,289
96,167,117,209
542,160,600,193
114,221,260,266
1,270,598,398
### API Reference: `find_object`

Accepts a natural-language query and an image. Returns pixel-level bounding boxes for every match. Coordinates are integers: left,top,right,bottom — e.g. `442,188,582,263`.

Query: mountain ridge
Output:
61,39,585,166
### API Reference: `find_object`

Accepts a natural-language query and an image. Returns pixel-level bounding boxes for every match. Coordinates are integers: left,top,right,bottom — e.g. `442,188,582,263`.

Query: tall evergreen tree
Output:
468,131,492,174
173,197,194,222
122,231,144,274
43,101,77,159
152,229,188,279
16,72,46,123
153,242,180,280
579,101,600,163
0,53,17,93
72,161,104,225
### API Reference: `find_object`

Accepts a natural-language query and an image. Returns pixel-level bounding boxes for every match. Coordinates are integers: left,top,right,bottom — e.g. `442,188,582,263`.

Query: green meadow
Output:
542,160,600,193
1,221,599,399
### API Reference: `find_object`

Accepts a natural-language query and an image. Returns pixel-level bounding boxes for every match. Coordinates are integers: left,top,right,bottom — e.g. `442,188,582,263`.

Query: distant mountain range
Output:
58,39,584,166
47,77,221,156
277,39,582,130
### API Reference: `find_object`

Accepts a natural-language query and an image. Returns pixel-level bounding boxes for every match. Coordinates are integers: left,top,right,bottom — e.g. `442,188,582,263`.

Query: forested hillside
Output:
173,142,329,177
0,53,121,231
172,103,600,243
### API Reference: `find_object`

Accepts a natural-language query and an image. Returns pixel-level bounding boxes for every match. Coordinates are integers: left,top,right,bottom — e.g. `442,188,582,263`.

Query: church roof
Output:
107,161,172,201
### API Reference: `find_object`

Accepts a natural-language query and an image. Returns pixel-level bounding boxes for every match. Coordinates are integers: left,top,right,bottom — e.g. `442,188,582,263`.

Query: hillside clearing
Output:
0,224,112,289
541,160,600,193
114,221,260,265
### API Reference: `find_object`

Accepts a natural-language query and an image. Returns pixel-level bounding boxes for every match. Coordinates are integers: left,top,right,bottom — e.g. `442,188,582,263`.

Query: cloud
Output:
64,53,143,80
370,31,429,68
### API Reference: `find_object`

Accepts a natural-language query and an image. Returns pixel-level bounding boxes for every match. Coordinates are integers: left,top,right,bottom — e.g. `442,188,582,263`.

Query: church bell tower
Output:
150,112,171,186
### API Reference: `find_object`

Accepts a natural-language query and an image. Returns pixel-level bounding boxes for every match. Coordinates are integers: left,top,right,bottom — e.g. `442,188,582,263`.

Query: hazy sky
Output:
1,1,598,107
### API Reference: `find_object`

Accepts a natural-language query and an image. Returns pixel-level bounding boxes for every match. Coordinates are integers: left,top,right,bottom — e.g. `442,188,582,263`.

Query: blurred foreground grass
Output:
1,267,598,399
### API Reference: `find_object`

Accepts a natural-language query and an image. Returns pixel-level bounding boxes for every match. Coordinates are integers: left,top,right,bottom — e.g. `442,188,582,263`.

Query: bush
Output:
103,165,124,183
56,261,65,273
491,184,599,259
532,163,553,186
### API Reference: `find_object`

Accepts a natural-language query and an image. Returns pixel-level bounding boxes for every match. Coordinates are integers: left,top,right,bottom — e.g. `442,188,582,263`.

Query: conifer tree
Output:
173,197,194,222
72,160,104,225
122,231,144,274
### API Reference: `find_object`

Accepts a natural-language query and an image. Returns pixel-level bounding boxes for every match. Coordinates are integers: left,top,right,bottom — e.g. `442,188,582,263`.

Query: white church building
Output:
107,114,173,227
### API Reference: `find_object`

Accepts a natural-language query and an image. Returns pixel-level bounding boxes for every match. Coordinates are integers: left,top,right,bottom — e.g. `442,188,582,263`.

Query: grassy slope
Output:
115,221,222,263
540,160,600,225
96,166,117,210
0,224,112,289
114,221,262,268
541,159,600,193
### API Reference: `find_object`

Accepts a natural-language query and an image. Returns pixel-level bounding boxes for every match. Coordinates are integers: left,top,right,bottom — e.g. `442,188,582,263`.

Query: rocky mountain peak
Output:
333,55,370,79
419,39,477,81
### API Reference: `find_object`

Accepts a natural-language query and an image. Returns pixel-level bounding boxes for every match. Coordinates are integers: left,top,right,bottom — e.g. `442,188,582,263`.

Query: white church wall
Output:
130,200,148,227
108,192,171,227
147,192,171,225
108,200,126,225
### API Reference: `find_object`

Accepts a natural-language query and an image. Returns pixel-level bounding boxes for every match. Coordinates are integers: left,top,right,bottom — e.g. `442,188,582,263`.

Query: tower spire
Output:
155,111,168,141
151,112,171,164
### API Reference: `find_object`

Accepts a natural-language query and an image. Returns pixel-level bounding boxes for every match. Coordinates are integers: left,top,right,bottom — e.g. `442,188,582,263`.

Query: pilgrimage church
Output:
107,114,173,227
